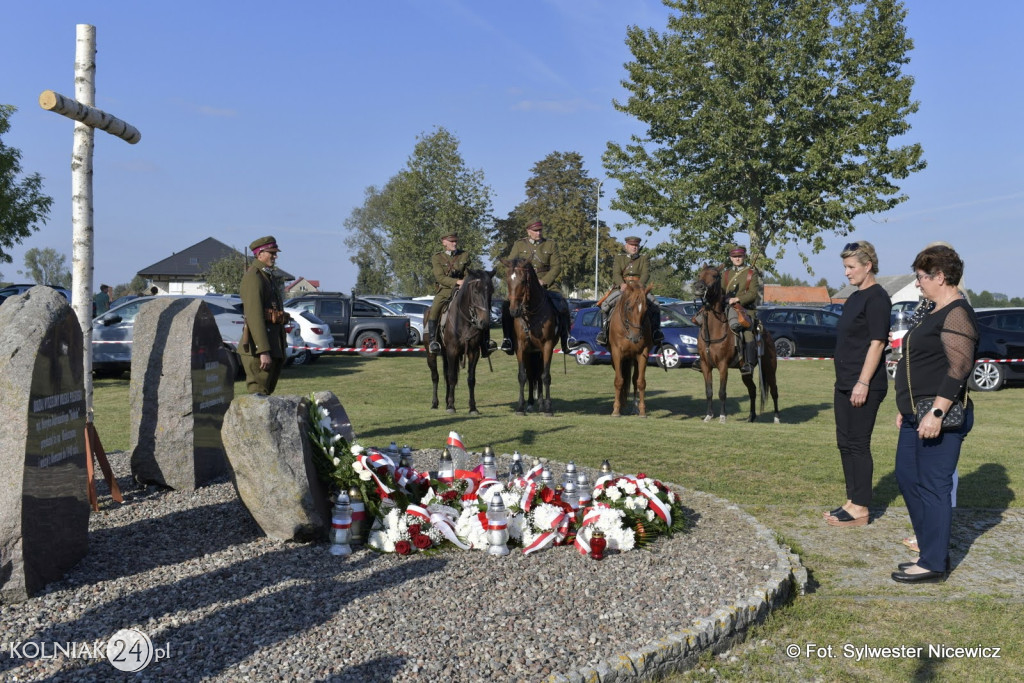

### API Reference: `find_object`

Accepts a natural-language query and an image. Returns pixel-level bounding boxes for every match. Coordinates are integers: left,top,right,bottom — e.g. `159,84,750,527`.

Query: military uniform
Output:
595,239,663,347
722,248,761,373
240,236,287,394
500,221,572,354
427,234,494,356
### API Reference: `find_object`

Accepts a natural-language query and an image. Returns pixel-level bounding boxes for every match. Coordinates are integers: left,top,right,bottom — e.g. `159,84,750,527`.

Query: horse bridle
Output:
618,288,647,345
696,266,730,345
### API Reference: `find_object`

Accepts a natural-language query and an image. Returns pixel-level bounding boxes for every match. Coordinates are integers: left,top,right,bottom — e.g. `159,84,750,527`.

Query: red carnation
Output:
413,534,432,550
540,487,556,504
408,524,422,537
395,540,412,555
637,472,647,479
442,490,459,502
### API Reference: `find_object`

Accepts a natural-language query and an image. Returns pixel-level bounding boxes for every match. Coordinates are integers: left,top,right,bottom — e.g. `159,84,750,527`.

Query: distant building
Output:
137,237,295,295
763,285,831,306
285,277,320,295
832,274,926,305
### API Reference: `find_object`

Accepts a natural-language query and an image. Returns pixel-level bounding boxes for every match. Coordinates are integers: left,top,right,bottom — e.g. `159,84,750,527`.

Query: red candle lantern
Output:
590,529,607,560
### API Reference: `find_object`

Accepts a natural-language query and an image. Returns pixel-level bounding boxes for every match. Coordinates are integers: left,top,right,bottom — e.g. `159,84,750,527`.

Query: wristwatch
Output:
932,407,945,419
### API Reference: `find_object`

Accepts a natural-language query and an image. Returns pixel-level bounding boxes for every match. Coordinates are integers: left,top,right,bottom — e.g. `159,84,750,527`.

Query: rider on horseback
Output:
595,236,664,348
428,233,496,356
499,219,574,355
722,245,761,375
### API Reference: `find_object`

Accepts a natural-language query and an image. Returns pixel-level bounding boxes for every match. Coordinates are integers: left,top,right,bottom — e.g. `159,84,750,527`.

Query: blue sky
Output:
3,0,1022,297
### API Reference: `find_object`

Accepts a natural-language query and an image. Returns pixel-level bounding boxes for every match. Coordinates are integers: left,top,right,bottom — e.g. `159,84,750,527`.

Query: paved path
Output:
742,505,1024,600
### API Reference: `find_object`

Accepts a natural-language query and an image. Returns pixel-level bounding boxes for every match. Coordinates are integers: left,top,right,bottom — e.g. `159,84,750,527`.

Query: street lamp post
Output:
594,180,602,298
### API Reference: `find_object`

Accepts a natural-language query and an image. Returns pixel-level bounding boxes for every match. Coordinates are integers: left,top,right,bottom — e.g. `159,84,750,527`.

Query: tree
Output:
494,151,618,296
344,127,493,296
18,247,71,286
204,249,250,294
604,0,925,278
1,105,54,265
110,275,149,300
345,185,397,295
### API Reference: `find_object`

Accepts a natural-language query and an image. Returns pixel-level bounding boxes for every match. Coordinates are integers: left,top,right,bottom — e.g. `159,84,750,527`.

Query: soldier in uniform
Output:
722,244,761,374
499,219,573,355
426,233,496,356
594,236,664,348
240,235,288,395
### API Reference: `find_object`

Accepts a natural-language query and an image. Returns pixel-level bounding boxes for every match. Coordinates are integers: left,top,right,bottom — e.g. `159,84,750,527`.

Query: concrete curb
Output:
548,485,807,682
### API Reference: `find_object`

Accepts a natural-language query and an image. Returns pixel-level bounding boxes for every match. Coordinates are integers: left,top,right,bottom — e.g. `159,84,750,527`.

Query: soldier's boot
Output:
481,330,497,358
428,320,441,354
741,340,757,375
650,308,665,346
595,311,610,346
559,310,572,355
500,338,514,354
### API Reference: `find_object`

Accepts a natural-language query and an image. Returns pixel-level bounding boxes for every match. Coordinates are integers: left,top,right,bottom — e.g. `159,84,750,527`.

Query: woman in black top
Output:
891,245,977,583
825,241,891,527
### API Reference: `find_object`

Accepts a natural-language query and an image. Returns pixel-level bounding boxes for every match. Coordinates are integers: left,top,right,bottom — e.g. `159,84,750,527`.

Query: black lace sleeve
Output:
938,305,978,400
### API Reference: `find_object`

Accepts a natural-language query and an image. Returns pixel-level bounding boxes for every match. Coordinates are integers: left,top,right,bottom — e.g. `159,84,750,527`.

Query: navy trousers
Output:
894,405,973,573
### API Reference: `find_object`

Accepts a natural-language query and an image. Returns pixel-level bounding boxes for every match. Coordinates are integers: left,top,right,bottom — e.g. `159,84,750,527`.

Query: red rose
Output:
413,534,432,550
540,487,556,504
637,472,647,479
408,524,422,537
442,490,459,502
395,540,412,555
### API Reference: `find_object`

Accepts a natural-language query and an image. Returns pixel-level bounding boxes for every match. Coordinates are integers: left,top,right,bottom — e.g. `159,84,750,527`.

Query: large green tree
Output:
204,249,250,294
344,127,493,296
1,105,54,264
604,0,925,276
345,185,398,295
19,247,71,286
493,151,618,296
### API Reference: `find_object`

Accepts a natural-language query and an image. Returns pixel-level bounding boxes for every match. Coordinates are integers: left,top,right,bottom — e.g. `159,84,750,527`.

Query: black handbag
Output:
905,330,968,431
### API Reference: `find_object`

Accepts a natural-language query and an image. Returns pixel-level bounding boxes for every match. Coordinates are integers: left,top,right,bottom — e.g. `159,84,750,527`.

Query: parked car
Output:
759,306,841,358
384,299,430,346
0,283,72,302
284,292,411,355
284,306,334,365
664,301,700,320
92,294,250,378
970,307,1024,391
568,305,698,369
822,302,844,314
890,300,921,326
490,299,504,325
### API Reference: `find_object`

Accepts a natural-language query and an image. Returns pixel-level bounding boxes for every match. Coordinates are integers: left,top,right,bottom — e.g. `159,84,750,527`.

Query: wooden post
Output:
38,24,141,509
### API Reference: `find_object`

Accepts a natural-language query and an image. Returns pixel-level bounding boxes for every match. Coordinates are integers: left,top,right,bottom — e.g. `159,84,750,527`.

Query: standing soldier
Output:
240,236,288,395
427,233,495,356
499,219,572,355
594,236,664,348
722,244,761,374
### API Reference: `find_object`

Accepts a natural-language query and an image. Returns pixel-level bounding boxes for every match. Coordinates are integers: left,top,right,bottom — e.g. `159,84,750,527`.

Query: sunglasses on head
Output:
844,242,860,251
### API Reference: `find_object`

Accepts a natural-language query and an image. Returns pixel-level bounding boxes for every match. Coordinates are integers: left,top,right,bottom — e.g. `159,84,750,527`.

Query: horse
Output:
692,264,780,423
426,269,495,414
608,282,654,417
503,258,558,416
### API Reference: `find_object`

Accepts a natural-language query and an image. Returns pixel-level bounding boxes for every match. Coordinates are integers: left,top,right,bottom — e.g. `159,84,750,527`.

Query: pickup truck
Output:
283,292,411,356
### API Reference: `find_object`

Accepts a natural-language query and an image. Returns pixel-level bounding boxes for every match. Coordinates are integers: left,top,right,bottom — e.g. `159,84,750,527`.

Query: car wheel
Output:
885,350,898,380
774,337,795,359
658,345,680,369
970,360,1004,392
574,342,595,366
355,331,384,357
292,349,312,366
408,327,421,346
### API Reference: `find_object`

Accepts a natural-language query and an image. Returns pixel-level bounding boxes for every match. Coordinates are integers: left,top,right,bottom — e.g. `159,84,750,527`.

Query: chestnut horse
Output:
427,269,495,414
503,258,558,416
693,264,780,423
608,282,654,417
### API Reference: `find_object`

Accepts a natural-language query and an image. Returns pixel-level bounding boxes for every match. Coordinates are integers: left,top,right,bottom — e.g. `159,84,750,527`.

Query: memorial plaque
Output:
0,287,89,603
130,298,233,490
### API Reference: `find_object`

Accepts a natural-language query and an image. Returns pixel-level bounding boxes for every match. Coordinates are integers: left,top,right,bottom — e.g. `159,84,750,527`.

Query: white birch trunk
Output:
39,90,141,145
72,24,97,420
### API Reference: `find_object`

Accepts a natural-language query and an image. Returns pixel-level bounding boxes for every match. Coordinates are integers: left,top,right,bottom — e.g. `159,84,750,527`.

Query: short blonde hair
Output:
840,240,879,274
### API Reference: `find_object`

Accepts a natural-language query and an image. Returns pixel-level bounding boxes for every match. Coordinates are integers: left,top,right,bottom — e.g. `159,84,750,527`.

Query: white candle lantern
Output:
329,492,352,556
486,492,510,556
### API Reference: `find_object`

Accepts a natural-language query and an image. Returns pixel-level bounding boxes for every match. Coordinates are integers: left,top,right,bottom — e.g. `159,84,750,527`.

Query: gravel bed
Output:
0,450,782,682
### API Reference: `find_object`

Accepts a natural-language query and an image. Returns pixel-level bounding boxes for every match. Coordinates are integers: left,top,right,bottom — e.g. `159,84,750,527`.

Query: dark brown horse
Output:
427,269,495,414
693,264,780,423
608,282,654,417
503,258,558,416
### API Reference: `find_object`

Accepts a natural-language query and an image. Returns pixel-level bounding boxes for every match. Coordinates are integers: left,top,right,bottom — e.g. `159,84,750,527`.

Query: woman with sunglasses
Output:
891,244,977,583
825,241,890,528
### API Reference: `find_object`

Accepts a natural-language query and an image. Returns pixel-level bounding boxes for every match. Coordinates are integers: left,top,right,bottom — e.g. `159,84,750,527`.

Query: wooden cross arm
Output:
38,89,141,144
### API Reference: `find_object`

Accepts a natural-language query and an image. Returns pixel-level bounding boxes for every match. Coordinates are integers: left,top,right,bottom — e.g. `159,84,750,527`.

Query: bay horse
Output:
427,269,495,414
693,264,780,423
502,258,558,416
608,282,654,417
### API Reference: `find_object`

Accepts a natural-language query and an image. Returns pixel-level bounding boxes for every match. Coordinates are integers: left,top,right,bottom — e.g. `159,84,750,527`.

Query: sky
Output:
2,0,1022,297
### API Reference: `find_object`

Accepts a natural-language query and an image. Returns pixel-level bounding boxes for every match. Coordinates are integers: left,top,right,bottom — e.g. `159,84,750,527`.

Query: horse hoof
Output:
469,410,480,416
446,408,455,414
702,415,714,423
544,412,554,418
611,412,621,418
719,416,727,424
774,416,781,424
515,410,526,416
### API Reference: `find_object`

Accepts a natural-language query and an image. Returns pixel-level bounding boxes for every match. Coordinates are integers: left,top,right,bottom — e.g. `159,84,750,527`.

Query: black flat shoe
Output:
891,568,946,584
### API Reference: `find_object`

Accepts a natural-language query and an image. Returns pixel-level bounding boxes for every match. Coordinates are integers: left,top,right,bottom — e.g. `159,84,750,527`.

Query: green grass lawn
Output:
92,353,1024,680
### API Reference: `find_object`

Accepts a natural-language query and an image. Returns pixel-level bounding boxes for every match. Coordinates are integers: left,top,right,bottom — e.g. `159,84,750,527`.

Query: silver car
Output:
92,294,272,379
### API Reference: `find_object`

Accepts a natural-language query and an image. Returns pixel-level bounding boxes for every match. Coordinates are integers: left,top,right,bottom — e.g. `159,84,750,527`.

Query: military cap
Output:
624,236,641,245
441,232,458,241
729,245,747,257
526,220,544,231
250,235,280,255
